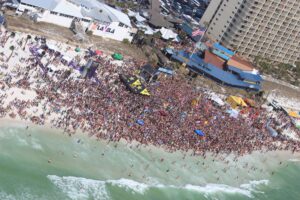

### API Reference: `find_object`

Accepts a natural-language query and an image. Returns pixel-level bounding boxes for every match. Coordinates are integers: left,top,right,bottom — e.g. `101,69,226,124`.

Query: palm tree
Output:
4,31,16,46
6,45,15,62
23,34,32,50
10,32,16,38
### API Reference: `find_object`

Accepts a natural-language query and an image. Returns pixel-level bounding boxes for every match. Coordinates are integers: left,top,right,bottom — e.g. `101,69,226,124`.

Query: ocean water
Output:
0,121,300,200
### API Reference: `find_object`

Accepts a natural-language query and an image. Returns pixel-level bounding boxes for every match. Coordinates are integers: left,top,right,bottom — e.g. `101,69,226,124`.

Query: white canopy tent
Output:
160,27,178,40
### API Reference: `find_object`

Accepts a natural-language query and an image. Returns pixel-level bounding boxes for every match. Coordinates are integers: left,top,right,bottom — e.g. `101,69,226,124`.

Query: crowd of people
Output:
1,30,300,156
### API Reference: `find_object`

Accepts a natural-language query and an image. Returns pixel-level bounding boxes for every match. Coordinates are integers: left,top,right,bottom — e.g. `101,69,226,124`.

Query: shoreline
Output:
1,117,300,162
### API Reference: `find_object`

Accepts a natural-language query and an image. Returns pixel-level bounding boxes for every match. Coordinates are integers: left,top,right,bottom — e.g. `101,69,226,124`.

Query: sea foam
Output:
48,175,269,199
108,178,149,193
47,175,109,200
240,180,269,194
288,159,300,162
184,183,253,198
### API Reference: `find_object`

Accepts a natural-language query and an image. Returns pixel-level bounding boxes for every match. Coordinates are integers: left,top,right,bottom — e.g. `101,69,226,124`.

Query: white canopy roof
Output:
160,27,177,40
71,0,132,27
46,43,58,51
21,0,132,27
62,55,72,63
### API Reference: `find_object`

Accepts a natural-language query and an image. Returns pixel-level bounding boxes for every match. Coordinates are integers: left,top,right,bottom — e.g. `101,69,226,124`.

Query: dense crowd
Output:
1,31,300,155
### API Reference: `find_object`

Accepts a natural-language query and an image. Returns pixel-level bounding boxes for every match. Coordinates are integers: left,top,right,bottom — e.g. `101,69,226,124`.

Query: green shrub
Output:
122,39,130,44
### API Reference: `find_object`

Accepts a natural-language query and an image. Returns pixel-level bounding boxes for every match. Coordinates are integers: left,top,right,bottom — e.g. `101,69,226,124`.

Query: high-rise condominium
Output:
200,0,300,64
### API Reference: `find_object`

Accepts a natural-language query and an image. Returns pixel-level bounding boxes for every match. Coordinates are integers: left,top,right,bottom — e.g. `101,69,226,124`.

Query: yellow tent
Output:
288,111,300,119
140,89,151,96
226,96,248,109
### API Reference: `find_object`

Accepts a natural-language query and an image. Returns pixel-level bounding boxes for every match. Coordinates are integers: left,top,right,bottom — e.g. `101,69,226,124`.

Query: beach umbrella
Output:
75,47,81,52
136,119,144,126
194,129,205,137
95,50,103,55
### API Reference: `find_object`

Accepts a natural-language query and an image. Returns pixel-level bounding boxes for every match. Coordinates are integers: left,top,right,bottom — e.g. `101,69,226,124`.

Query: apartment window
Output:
119,22,124,27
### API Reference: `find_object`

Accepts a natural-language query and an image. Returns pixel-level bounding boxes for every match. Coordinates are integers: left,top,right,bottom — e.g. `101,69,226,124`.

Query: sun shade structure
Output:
119,75,150,96
226,96,247,109
288,111,300,119
75,47,81,52
95,50,103,55
112,53,123,60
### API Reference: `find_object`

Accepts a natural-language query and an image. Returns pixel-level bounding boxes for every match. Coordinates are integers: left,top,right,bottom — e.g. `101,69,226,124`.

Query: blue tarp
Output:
213,43,235,56
136,119,144,126
194,129,205,136
171,50,261,91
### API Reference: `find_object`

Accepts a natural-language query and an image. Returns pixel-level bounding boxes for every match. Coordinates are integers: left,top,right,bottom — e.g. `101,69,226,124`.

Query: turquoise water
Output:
0,121,300,200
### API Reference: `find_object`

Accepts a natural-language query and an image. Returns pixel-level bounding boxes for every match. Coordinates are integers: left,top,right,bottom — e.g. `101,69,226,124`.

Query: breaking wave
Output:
47,175,269,199
0,191,48,200
47,175,109,200
288,159,300,162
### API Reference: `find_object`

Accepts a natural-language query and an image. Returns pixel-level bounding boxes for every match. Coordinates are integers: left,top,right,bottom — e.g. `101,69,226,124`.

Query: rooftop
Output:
20,0,132,27
204,50,225,69
227,55,254,72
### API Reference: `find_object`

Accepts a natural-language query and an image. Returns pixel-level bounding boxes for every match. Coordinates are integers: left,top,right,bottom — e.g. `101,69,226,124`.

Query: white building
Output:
17,0,137,42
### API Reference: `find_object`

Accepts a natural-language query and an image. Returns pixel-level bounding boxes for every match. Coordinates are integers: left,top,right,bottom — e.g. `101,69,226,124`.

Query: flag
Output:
192,27,206,37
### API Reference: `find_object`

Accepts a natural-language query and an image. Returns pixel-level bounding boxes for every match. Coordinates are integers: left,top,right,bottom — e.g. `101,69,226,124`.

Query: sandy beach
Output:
0,27,300,157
